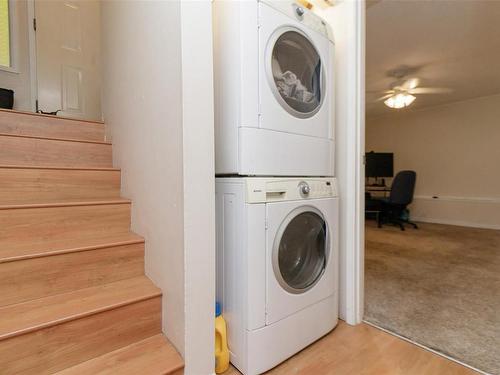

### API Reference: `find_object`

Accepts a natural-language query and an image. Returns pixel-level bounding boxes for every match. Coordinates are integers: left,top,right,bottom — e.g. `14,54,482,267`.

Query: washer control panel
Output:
246,177,337,203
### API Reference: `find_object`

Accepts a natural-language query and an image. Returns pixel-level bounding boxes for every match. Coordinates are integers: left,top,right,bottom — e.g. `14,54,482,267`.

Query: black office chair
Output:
379,170,418,231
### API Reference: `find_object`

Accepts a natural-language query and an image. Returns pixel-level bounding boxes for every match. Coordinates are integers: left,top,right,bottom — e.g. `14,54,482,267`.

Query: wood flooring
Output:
226,322,477,375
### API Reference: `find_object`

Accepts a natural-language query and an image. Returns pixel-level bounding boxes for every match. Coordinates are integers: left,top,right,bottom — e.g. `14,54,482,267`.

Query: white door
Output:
35,0,101,121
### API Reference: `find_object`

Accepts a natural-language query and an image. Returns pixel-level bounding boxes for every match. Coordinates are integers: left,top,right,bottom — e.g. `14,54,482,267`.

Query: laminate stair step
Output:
56,334,184,375
0,231,144,263
0,198,131,210
0,166,121,205
0,134,112,168
0,108,105,142
0,132,111,144
0,164,120,171
0,276,161,341
0,200,132,253
0,293,161,374
0,242,145,307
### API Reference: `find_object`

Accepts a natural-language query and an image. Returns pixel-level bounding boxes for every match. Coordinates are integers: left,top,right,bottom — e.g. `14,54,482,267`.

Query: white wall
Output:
312,0,365,325
0,0,32,111
180,2,216,374
101,2,215,374
366,94,500,229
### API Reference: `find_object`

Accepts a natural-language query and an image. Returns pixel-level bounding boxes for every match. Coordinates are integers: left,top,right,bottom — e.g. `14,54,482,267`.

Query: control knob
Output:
299,181,311,196
295,6,305,17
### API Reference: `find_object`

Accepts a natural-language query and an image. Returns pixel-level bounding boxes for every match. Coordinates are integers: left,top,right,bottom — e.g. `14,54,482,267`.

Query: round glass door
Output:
273,207,329,294
268,28,324,118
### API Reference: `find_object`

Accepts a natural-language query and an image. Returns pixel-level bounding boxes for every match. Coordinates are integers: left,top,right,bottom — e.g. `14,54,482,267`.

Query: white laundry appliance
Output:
216,177,339,375
214,1,335,176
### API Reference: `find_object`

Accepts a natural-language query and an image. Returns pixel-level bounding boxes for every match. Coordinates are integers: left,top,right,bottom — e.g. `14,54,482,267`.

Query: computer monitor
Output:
366,152,394,178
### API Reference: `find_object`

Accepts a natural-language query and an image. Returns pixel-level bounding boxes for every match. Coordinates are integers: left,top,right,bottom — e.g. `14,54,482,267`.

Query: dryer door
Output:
269,30,324,119
259,2,333,139
266,198,338,325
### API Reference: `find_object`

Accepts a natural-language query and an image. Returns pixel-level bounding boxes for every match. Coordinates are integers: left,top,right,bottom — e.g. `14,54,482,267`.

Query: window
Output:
0,0,10,68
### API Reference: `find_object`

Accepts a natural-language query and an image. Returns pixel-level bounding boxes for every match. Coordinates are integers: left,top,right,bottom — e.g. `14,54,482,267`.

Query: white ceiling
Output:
366,0,500,117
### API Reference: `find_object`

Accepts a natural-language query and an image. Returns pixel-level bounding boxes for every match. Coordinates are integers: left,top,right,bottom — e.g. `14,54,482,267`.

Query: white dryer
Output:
216,177,339,375
214,1,335,176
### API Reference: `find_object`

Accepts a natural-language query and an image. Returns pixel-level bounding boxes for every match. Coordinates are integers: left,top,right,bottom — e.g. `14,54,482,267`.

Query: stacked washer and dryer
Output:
214,1,338,374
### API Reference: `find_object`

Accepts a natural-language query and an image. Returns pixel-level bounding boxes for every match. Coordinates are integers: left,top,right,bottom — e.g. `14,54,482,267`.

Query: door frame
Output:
27,0,37,112
315,0,365,325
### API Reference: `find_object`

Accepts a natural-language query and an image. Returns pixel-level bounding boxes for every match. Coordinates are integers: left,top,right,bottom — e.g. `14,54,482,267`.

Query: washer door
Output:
273,207,328,294
266,198,338,325
269,29,324,119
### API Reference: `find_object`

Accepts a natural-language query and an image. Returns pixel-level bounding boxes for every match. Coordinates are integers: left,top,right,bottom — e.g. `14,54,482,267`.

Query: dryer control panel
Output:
245,177,337,203
260,0,334,43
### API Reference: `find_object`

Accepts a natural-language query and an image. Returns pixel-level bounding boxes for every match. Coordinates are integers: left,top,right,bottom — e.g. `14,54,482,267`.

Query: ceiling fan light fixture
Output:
384,93,416,109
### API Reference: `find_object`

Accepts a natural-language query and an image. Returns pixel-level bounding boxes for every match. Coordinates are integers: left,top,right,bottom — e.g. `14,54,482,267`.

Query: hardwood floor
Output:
225,322,477,375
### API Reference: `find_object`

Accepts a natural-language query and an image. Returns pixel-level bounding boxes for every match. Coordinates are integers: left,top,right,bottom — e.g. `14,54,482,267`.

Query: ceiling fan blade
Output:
408,87,453,94
366,89,394,95
375,94,393,102
401,77,420,90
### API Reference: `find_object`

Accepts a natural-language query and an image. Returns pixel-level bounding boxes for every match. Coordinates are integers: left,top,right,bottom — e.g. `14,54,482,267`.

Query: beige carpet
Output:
364,221,500,375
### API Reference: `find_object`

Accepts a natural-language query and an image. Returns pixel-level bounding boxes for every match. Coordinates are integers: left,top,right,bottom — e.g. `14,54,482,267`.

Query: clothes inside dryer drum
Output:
277,211,327,291
271,31,323,115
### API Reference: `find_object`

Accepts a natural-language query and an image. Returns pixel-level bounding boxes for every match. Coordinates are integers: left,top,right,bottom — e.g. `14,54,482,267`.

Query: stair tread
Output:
0,164,120,171
0,276,161,340
0,198,131,210
0,132,112,145
0,108,105,124
0,231,144,263
55,334,184,375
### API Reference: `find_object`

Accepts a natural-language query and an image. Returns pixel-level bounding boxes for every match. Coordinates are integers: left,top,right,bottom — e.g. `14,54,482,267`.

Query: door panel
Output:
62,65,83,113
36,0,101,121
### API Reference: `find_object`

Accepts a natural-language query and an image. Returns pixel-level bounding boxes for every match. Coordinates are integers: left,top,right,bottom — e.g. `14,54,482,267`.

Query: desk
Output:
366,185,391,192
366,185,391,198
365,186,389,227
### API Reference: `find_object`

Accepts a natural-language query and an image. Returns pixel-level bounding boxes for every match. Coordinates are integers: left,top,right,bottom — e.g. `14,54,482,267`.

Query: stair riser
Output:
0,168,121,205
0,135,112,168
0,110,105,141
0,203,131,248
0,297,162,375
0,243,145,307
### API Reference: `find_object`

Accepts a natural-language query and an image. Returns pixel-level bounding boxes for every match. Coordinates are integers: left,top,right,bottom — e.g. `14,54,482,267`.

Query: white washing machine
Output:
216,177,339,375
214,1,335,176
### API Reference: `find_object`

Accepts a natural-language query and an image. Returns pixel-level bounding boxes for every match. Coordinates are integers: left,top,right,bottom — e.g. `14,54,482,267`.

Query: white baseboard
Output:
410,196,500,230
411,216,500,231
414,195,500,204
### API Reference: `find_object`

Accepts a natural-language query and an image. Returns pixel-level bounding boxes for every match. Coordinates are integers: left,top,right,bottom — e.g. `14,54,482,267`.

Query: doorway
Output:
364,1,500,374
0,0,102,121
34,0,101,120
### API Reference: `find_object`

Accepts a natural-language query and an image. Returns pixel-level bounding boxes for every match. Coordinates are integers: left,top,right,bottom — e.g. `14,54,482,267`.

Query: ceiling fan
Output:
373,67,453,109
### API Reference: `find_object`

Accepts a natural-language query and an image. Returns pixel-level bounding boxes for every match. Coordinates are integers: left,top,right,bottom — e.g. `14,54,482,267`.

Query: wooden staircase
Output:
0,109,184,375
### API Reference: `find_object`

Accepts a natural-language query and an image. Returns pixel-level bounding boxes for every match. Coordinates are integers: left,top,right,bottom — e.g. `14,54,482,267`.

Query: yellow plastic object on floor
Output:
215,302,229,374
